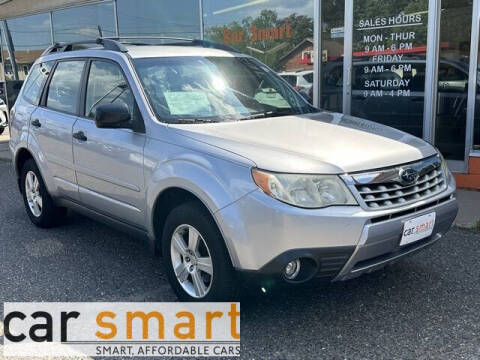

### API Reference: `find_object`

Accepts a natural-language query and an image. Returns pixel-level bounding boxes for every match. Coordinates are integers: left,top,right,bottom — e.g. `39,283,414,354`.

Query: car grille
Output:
346,155,447,210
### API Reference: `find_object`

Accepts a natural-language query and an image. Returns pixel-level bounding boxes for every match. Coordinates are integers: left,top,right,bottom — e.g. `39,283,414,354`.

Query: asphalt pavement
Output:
0,159,480,360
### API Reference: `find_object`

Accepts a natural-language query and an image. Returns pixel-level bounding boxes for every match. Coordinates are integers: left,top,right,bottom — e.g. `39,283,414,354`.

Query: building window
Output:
117,0,200,39
52,2,116,42
1,12,51,107
301,50,314,64
1,13,51,81
349,0,429,140
203,0,314,102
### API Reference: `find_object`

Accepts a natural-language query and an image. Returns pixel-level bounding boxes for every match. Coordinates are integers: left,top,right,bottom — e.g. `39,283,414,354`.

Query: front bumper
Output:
216,173,457,282
333,194,457,281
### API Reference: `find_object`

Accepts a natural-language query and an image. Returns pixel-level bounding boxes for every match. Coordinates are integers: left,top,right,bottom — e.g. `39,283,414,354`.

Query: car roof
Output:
36,44,246,66
125,45,241,58
37,35,251,63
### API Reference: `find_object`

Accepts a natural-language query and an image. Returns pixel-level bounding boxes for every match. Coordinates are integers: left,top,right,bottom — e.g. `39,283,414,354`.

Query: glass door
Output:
473,0,480,154
319,0,345,112
434,0,473,171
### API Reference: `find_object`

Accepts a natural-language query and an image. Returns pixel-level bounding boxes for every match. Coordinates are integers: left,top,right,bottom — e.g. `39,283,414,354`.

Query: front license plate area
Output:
400,212,436,246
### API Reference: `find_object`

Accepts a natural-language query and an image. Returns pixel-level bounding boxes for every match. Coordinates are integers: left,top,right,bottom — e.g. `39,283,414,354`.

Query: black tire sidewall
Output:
162,202,237,302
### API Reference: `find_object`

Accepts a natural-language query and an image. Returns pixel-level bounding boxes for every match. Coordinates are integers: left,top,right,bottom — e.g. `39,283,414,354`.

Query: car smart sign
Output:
2,302,240,357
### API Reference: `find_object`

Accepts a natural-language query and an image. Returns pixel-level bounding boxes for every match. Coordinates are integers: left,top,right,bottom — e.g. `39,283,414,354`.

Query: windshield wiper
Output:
171,118,219,124
238,109,297,121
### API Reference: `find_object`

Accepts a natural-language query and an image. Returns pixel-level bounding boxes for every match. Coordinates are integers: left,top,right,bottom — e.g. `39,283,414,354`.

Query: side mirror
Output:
94,103,131,129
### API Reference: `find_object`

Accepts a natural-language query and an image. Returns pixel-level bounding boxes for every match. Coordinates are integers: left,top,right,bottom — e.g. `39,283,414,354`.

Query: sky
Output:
203,0,314,27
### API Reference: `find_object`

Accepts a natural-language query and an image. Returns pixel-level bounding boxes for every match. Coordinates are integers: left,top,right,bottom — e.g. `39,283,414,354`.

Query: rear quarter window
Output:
22,62,53,105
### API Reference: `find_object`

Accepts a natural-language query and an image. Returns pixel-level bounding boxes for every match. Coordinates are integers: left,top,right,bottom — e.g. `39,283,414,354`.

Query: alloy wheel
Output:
25,171,42,217
170,224,213,298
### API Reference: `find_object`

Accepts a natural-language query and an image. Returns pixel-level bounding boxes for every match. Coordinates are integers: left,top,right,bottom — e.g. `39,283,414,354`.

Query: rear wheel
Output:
0,127,4,135
162,202,238,301
20,159,66,228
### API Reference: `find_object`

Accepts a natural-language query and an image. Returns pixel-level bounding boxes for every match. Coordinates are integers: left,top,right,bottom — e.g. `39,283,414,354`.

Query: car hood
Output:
169,112,437,174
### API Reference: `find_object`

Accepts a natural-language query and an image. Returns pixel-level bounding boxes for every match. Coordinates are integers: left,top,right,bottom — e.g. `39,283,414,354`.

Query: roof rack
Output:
42,38,128,56
103,36,240,53
41,36,240,57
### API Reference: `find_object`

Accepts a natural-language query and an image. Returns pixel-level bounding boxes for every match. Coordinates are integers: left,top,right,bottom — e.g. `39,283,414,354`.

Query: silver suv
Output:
9,38,458,301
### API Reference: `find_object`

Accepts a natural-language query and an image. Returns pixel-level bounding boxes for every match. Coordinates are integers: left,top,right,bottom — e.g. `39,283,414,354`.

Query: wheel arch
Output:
14,147,35,190
150,185,240,268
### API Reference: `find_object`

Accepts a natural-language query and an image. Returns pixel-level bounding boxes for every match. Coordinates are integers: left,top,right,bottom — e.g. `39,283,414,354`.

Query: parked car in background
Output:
279,70,313,100
0,98,8,135
9,38,457,301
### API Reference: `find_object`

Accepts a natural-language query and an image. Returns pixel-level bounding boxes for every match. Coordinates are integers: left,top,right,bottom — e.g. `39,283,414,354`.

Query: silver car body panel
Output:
169,112,436,174
215,172,456,270
73,119,147,228
8,97,34,160
29,106,79,201
9,45,458,279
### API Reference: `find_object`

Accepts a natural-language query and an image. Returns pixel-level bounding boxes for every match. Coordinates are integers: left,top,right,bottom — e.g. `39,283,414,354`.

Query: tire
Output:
162,201,238,301
20,159,66,228
0,127,4,135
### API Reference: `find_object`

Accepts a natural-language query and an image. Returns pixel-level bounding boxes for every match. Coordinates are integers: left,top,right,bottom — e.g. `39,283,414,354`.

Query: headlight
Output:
437,151,450,183
252,169,357,208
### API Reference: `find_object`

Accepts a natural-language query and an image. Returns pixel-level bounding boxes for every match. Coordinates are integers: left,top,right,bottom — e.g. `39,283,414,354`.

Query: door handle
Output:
72,131,87,142
31,119,41,128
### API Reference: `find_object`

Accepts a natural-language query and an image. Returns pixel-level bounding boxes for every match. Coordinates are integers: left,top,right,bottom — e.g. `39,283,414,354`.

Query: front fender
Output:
145,151,257,265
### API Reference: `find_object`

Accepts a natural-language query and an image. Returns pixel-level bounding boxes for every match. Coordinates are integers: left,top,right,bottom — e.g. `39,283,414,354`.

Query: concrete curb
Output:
453,189,480,229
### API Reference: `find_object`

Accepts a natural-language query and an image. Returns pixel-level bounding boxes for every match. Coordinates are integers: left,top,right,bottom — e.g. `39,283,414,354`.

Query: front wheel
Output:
162,202,238,301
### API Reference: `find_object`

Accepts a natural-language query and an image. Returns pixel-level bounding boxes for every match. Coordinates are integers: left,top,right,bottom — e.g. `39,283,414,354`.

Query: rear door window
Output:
22,62,54,105
46,60,85,114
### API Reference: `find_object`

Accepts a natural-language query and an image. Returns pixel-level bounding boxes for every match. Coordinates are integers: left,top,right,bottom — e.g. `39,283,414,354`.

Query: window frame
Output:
79,57,145,133
40,58,88,117
37,56,144,133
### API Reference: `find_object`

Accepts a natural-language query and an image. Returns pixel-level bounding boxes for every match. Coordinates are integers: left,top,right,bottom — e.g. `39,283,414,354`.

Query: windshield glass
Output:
133,56,316,123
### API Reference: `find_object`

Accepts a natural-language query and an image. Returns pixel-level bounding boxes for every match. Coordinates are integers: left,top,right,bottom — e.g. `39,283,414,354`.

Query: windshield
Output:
133,56,316,123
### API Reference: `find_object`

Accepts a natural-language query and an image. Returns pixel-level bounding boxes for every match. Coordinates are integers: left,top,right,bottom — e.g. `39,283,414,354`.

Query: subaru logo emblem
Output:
399,168,419,185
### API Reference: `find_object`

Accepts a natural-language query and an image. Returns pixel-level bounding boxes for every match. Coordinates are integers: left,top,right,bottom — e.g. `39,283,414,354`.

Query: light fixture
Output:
284,259,301,280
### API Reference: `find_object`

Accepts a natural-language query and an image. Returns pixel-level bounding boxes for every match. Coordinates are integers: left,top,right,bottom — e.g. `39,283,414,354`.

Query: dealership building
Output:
0,0,479,188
